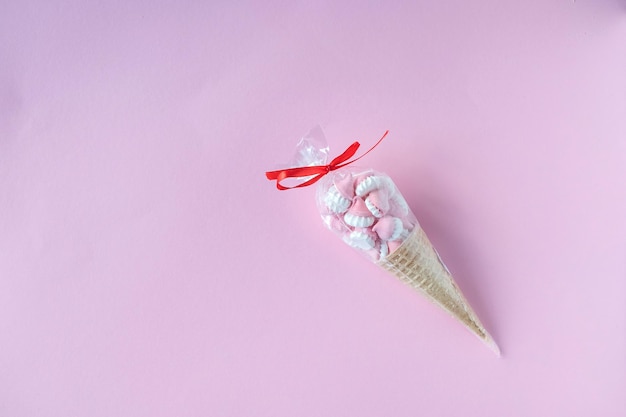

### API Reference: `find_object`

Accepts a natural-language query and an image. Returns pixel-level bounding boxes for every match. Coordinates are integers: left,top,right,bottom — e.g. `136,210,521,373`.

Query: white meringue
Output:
379,241,389,259
344,212,375,228
324,185,351,214
355,175,385,197
343,230,376,250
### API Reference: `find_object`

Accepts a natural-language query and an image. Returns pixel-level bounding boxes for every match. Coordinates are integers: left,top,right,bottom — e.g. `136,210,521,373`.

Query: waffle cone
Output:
378,227,499,355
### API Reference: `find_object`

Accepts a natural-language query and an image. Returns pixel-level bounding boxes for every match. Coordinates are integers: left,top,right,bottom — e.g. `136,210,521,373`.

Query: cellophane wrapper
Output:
315,167,420,263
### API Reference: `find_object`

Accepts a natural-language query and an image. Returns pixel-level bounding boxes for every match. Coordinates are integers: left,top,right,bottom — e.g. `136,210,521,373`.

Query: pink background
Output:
1,1,625,416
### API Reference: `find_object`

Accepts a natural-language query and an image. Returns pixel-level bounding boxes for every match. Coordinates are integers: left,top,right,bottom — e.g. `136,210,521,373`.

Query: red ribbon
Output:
266,130,389,190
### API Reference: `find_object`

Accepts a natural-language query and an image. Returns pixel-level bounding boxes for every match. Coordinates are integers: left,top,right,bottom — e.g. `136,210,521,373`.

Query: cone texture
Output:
378,227,497,350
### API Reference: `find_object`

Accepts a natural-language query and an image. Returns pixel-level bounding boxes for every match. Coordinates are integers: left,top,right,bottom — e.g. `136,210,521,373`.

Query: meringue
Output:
355,175,385,197
333,174,356,200
343,229,377,251
324,185,351,214
373,216,404,241
364,189,390,218
344,198,375,228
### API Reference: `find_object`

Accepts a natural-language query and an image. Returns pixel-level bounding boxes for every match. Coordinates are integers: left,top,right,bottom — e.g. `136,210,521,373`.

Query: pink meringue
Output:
344,198,375,227
365,240,391,262
372,216,404,241
365,188,390,218
387,239,403,254
333,174,356,200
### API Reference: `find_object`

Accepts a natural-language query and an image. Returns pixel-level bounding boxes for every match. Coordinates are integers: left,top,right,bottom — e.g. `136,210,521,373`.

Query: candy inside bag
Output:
316,168,420,263
285,127,420,263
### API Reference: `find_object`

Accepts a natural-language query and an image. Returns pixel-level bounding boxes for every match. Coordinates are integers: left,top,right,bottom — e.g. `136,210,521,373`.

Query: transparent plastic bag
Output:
290,125,329,168
316,167,419,263
286,127,420,263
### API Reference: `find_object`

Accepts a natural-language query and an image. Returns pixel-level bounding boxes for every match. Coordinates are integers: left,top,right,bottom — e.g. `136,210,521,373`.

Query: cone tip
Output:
483,333,501,357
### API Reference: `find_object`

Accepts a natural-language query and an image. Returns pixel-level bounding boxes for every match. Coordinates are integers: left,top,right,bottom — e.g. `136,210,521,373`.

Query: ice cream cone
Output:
377,227,500,355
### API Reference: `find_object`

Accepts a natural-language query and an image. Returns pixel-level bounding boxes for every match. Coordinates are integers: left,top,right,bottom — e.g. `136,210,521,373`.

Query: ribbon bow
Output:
265,130,389,190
